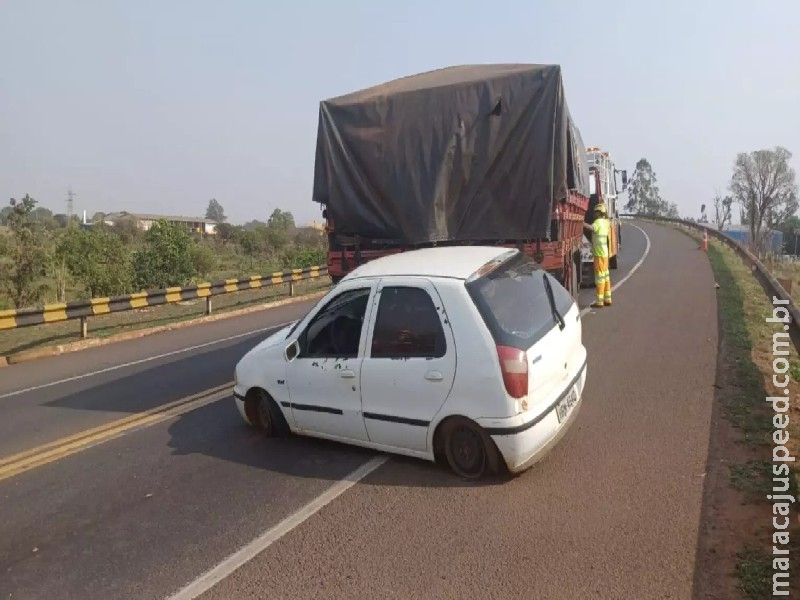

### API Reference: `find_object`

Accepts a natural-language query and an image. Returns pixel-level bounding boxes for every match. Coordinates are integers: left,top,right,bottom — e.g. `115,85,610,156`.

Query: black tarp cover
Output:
312,64,589,245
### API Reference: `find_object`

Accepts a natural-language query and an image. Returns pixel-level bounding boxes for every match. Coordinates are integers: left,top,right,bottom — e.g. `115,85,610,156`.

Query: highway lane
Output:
196,221,717,599
0,297,321,397
0,301,319,458
0,234,639,459
0,222,698,600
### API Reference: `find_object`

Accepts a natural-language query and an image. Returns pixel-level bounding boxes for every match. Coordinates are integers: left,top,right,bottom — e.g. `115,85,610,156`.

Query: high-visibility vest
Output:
592,218,610,258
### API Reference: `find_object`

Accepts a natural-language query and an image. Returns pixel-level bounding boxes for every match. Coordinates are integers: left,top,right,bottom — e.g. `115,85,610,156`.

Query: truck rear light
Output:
496,345,528,398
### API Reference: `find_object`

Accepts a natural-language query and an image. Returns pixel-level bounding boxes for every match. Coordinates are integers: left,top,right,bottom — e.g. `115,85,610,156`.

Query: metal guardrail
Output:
624,214,800,352
0,265,329,336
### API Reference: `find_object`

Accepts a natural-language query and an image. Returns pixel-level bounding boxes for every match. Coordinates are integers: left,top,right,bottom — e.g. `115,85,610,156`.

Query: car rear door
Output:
359,277,456,453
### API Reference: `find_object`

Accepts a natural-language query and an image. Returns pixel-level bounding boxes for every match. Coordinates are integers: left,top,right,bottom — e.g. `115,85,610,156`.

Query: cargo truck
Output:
580,147,625,286
312,64,596,298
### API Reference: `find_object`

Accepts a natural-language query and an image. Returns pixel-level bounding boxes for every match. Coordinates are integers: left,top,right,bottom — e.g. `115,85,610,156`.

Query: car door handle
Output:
424,371,443,382
340,369,355,379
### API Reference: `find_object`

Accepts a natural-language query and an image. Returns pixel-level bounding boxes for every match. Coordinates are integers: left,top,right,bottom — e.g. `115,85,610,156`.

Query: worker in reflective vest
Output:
584,203,612,307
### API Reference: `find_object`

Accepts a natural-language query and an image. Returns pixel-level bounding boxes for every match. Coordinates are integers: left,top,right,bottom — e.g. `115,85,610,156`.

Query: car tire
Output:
440,417,503,480
248,389,290,437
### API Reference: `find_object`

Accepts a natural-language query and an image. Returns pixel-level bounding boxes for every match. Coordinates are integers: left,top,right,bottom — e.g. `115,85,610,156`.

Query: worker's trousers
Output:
594,256,611,303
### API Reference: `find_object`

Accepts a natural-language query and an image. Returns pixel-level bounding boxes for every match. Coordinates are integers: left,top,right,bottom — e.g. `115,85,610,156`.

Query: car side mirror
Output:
285,340,300,362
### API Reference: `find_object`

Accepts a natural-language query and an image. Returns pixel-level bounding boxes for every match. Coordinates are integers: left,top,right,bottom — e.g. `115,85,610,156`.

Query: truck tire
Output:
610,255,618,270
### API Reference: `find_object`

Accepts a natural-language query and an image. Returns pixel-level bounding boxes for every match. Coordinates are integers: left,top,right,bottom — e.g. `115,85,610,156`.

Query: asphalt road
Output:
0,221,719,599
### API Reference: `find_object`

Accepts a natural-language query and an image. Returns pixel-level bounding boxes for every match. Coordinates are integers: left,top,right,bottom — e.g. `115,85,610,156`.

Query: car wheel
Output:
441,417,500,480
249,389,289,437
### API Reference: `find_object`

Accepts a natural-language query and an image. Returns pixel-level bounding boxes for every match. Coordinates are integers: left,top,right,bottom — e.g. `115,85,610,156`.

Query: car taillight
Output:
496,345,528,398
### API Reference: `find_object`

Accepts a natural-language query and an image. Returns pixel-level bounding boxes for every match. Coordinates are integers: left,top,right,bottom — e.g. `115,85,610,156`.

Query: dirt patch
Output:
677,226,800,599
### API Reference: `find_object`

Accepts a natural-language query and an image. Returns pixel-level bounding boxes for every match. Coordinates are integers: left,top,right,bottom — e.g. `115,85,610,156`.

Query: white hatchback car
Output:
233,246,587,479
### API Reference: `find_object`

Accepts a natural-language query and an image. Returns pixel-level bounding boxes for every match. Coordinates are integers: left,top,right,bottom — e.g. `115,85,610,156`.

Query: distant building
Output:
305,220,326,232
103,212,217,235
711,223,784,253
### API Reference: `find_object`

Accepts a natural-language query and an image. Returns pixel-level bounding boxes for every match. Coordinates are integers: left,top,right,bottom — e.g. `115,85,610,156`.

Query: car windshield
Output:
465,253,573,350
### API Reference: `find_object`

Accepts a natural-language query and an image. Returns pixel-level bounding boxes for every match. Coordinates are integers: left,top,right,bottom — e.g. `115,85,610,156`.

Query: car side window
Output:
300,287,371,358
370,286,446,359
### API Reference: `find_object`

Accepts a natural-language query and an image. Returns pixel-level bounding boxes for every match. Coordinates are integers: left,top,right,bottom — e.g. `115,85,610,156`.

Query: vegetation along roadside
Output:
681,227,800,599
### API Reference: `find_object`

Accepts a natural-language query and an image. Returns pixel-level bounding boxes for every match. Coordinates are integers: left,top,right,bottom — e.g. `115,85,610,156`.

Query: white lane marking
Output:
579,223,651,317
166,455,389,600
167,228,652,597
0,322,296,400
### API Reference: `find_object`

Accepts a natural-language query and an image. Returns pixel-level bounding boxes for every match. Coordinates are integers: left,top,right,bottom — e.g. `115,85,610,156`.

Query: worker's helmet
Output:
594,203,607,215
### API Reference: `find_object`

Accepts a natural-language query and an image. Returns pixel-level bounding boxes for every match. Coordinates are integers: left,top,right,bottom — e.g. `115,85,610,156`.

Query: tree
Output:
779,215,800,255
0,195,50,307
238,229,262,255
111,215,142,243
57,228,132,297
190,243,217,280
132,220,197,290
624,158,666,215
664,202,680,219
205,198,226,223
267,208,295,231
730,146,799,256
215,222,238,245
712,193,733,230
242,219,266,231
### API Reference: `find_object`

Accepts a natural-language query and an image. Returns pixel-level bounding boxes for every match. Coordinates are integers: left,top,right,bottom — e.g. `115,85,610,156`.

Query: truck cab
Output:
581,147,625,286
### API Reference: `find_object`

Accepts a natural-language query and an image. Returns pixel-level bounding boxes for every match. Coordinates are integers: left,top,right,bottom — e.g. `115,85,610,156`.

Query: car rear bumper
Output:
479,360,587,474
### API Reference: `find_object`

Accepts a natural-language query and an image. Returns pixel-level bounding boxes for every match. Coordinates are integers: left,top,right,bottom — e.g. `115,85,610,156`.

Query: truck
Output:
312,64,597,298
580,147,625,286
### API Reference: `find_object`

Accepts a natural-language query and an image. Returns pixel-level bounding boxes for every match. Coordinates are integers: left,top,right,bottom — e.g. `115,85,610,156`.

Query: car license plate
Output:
555,386,579,423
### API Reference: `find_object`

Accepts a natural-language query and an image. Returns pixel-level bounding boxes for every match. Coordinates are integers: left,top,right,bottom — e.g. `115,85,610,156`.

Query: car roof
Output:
341,246,518,281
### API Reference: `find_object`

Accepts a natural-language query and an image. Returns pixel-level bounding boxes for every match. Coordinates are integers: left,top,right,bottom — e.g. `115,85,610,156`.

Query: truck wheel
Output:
610,255,618,270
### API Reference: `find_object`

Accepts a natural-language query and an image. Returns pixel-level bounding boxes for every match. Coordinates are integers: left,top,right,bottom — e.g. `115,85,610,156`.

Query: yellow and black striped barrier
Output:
0,265,328,332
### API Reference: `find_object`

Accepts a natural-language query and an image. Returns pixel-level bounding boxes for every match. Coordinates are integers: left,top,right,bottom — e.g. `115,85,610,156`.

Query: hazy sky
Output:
1,0,798,225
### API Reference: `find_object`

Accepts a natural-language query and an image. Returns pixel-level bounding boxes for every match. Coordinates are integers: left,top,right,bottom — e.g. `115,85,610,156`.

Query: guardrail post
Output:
80,316,88,339
289,281,295,297
205,296,212,315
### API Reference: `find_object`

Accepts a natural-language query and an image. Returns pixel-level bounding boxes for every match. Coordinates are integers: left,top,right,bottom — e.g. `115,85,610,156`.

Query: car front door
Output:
284,281,376,442
359,278,456,453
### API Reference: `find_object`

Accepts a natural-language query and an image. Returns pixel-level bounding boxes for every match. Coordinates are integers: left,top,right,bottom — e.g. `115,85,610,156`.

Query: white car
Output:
233,246,587,479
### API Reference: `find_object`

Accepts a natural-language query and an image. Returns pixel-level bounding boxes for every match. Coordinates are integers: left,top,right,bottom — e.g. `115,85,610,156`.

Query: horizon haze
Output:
1,0,798,225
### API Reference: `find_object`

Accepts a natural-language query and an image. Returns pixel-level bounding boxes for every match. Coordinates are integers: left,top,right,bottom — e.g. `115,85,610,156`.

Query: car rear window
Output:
465,253,574,350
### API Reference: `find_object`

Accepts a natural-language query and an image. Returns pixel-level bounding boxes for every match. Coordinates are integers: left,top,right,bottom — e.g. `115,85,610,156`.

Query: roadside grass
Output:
735,544,775,599
729,460,782,498
0,278,331,356
766,260,800,304
676,224,800,598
